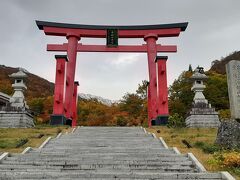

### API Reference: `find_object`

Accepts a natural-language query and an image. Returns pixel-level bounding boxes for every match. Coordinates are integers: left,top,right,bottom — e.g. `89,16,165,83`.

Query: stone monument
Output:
0,69,34,128
226,60,240,119
215,60,240,149
185,67,220,127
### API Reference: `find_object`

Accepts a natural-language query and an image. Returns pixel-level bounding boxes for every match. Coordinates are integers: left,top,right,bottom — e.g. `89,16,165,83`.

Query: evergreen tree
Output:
188,64,193,72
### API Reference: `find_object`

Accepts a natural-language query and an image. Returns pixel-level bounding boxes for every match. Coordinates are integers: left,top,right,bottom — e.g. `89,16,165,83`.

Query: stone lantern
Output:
185,67,220,128
9,69,29,109
191,67,208,105
0,68,34,128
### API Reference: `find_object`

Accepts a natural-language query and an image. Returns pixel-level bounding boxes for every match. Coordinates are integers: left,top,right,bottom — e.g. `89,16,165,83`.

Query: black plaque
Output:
106,29,118,47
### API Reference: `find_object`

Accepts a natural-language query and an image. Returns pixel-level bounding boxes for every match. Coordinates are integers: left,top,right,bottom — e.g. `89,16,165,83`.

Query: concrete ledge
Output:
0,152,9,163
151,133,157,139
39,137,51,149
221,171,236,180
21,147,32,154
187,153,206,172
56,133,62,139
159,137,169,149
71,127,76,133
143,128,147,134
172,147,181,154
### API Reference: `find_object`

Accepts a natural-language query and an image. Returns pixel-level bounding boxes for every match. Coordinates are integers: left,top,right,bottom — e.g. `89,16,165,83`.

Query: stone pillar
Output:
71,81,79,127
155,56,169,125
146,81,152,127
50,55,68,125
226,60,240,119
64,34,80,125
144,34,158,126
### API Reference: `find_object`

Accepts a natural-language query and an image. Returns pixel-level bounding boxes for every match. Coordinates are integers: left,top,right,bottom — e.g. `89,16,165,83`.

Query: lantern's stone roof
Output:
9,70,27,78
191,67,208,80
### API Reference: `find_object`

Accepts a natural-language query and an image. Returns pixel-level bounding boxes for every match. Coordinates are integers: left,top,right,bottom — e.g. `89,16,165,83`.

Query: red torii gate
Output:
36,21,188,127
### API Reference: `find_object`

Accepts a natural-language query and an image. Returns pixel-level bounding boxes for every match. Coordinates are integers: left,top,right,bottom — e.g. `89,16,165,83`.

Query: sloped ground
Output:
0,127,234,179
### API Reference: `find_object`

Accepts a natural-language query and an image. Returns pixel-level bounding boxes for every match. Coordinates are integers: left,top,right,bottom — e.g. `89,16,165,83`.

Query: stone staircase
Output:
0,127,235,179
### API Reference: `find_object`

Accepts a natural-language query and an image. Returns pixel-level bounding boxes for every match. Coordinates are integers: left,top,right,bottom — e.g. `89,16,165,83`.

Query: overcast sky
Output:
0,0,239,100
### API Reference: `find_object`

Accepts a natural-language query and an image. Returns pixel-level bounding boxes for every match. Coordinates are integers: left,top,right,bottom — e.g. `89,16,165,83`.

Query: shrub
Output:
116,116,127,126
223,152,240,167
202,144,221,154
218,109,231,119
194,141,205,148
167,113,185,128
194,141,221,154
15,138,28,148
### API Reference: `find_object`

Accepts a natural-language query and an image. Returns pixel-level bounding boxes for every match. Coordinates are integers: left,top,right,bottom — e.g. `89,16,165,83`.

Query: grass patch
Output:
147,126,240,180
0,125,71,153
194,141,221,154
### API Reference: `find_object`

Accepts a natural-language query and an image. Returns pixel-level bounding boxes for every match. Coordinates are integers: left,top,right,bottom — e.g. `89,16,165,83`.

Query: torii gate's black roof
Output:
36,20,188,31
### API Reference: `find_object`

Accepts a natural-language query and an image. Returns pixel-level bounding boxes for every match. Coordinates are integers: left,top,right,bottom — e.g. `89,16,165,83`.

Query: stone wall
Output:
0,111,34,128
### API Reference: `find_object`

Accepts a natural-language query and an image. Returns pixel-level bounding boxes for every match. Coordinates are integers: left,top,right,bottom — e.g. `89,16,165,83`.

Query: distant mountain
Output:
0,65,118,105
210,51,240,74
79,93,118,106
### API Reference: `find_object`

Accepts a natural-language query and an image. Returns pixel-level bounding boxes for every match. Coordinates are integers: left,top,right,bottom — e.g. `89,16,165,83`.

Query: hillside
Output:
0,65,54,99
0,65,116,104
210,51,240,74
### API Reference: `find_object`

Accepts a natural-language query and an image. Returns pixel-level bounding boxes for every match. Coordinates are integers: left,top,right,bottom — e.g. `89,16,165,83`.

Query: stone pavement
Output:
0,127,235,179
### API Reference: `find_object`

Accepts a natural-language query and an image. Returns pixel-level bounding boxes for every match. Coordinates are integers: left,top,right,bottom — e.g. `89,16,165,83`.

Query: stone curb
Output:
172,147,181,154
71,127,76,133
221,171,236,180
21,147,32,154
187,153,206,172
159,137,169,149
143,128,147,134
39,137,52,149
151,133,157,139
0,152,9,163
56,133,62,139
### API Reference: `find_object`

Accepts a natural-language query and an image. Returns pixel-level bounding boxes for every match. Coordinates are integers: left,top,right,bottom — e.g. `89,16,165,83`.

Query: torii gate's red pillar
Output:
71,81,79,127
144,34,158,126
155,56,169,125
50,55,68,125
64,34,80,125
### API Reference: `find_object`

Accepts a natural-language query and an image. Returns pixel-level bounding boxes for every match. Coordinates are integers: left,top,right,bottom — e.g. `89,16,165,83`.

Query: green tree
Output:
119,93,143,119
188,64,193,72
205,71,229,110
168,71,194,118
136,80,148,100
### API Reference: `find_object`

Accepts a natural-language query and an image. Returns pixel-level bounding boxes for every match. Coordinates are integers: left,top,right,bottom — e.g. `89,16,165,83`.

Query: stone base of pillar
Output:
50,114,67,125
185,105,220,128
0,111,34,128
185,114,220,128
66,119,72,126
152,115,168,126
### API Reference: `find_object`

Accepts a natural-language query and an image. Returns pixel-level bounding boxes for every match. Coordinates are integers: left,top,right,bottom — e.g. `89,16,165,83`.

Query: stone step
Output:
2,160,193,166
0,163,195,171
0,127,232,179
0,172,224,179
4,159,191,165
